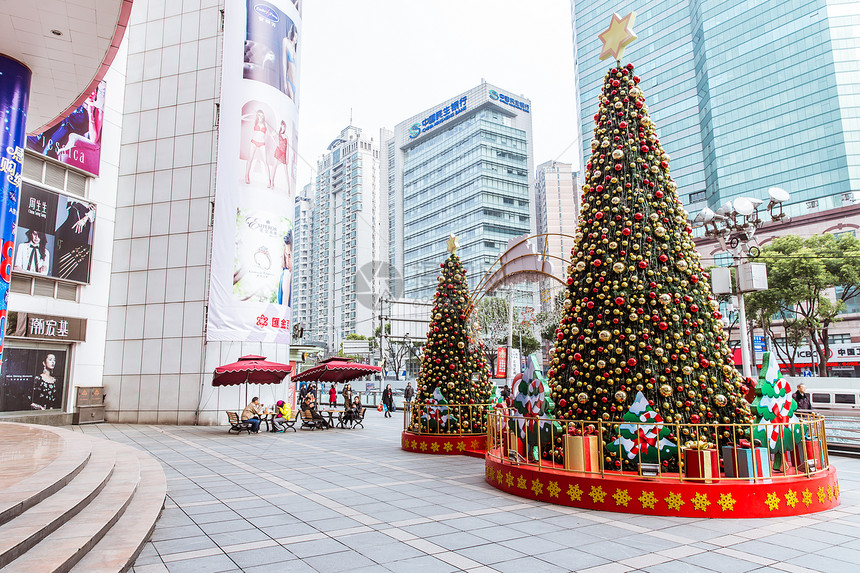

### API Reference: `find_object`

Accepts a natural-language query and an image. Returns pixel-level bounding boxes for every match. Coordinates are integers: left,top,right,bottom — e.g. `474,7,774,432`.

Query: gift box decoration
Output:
793,437,823,472
722,445,771,479
564,434,599,472
684,447,719,482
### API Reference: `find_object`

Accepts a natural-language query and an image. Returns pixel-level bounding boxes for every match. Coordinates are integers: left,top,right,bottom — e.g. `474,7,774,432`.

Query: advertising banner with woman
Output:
0,348,67,412
207,0,301,343
13,182,96,283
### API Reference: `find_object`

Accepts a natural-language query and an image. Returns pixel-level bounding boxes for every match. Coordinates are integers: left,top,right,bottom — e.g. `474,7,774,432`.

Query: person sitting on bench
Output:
303,393,329,428
241,397,264,433
273,399,292,432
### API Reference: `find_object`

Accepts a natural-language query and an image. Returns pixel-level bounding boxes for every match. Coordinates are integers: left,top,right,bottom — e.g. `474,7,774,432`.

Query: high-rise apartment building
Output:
291,188,313,343
534,160,579,309
301,126,380,352
384,81,536,300
573,0,860,217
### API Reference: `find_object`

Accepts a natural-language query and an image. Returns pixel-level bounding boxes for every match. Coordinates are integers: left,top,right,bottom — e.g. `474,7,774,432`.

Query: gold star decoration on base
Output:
505,472,514,487
613,488,632,507
471,439,480,449
531,479,544,496
517,476,528,490
691,493,710,512
665,492,684,511
765,492,780,511
598,12,638,61
496,469,504,484
817,486,826,503
568,484,584,502
548,481,561,498
457,441,466,452
589,485,607,504
828,485,834,502
410,440,418,449
802,489,813,508
639,491,658,510
446,234,459,254
419,442,428,451
785,489,798,509
431,443,439,452
718,493,736,512
835,481,840,499
443,442,453,452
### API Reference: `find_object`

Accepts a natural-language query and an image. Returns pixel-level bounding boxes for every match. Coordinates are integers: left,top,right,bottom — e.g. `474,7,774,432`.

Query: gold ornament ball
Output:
599,330,611,342
714,394,728,407
577,392,589,404
659,384,673,397
613,262,625,273
614,390,627,403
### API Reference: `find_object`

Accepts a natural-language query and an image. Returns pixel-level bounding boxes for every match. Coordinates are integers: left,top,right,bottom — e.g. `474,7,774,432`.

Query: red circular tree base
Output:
401,431,486,457
485,452,839,518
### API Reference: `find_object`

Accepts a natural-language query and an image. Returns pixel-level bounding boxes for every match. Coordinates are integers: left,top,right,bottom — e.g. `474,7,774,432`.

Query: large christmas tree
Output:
546,54,752,471
409,236,494,434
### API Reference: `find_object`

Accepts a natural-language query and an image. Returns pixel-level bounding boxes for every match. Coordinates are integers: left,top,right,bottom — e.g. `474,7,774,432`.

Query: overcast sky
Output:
295,0,579,190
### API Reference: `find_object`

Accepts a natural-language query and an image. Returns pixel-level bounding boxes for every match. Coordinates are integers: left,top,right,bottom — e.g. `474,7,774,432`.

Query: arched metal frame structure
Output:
467,232,578,313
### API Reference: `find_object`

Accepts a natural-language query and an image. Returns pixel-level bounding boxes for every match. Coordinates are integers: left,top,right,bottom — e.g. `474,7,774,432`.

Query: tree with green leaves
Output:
748,233,860,376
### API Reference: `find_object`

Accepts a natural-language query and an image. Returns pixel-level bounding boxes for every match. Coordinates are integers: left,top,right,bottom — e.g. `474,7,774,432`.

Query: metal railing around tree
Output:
487,408,830,482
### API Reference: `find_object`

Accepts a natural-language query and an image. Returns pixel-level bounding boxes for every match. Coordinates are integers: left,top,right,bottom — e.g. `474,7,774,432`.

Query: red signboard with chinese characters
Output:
496,347,507,378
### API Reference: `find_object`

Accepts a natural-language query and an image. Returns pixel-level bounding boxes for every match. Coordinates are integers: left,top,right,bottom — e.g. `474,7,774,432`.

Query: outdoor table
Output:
259,411,275,432
320,409,346,428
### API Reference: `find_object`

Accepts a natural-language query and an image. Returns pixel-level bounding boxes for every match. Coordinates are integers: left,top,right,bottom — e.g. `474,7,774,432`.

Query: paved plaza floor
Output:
72,412,860,573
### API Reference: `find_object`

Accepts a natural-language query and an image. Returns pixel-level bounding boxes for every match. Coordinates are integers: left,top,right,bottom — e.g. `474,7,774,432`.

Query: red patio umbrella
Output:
292,357,381,384
213,354,292,407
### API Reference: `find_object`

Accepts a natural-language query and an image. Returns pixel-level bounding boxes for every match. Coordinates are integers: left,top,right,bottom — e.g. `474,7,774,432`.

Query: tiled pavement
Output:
73,414,860,573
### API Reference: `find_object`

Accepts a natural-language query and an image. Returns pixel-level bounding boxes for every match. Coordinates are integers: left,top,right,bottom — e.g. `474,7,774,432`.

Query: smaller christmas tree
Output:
609,391,678,465
752,351,803,470
510,354,563,461
409,235,494,434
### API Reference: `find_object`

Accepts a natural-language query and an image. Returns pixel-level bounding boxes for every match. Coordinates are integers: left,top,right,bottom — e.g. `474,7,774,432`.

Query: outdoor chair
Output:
279,412,298,432
352,407,367,429
226,411,253,434
300,409,322,430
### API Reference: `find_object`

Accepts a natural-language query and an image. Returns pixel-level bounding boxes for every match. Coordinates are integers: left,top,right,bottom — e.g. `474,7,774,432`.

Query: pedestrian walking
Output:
328,384,337,408
793,383,812,411
382,384,394,418
404,382,414,403
342,383,353,409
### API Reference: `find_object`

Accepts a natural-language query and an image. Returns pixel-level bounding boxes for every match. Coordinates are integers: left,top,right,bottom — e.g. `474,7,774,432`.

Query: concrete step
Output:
69,449,167,573
0,423,92,525
0,444,116,568
3,439,141,573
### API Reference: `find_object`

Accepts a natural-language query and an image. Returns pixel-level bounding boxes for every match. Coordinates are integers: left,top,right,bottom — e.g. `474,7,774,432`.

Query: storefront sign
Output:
12,183,96,283
26,81,106,176
207,0,301,344
408,96,468,139
8,312,86,342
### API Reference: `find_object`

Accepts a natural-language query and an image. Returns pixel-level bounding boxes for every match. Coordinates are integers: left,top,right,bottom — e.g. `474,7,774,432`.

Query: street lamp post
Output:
695,188,791,379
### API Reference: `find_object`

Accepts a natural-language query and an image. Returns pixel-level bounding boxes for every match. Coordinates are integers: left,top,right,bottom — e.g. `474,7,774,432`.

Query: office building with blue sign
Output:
383,81,536,301
572,0,859,219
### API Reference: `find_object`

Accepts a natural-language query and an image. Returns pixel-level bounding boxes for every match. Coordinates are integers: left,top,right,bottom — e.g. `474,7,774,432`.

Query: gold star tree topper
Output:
447,234,459,254
598,12,638,61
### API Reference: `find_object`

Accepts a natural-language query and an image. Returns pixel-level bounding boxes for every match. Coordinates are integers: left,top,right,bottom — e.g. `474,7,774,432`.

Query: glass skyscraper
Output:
573,0,860,217
384,82,536,300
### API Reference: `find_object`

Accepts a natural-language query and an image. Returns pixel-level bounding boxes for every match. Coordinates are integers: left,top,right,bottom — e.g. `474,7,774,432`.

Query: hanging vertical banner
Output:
207,0,301,343
0,57,32,372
